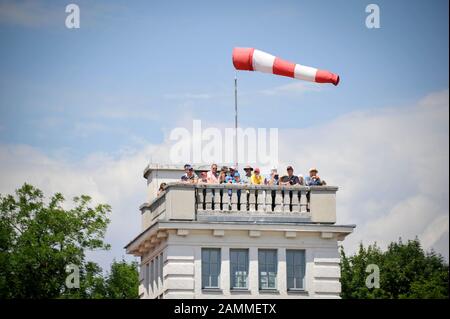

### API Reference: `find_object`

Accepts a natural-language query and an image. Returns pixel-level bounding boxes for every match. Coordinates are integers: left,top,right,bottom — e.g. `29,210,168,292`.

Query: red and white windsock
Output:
232,47,340,86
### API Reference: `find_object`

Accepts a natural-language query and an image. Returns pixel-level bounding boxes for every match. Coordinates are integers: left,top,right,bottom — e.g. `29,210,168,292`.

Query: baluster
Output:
300,191,308,213
283,189,291,212
274,189,283,212
291,189,300,213
249,189,257,211
240,188,248,212
212,188,219,211
258,189,266,212
205,188,213,211
231,188,238,211
219,188,224,211
224,186,231,211
265,189,274,213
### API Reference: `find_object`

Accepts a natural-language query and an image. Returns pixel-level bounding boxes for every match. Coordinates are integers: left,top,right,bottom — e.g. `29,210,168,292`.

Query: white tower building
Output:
125,164,355,299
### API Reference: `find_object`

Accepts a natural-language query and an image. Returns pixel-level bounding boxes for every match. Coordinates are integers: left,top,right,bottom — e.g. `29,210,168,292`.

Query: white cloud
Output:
0,89,448,269
278,89,449,259
0,143,166,268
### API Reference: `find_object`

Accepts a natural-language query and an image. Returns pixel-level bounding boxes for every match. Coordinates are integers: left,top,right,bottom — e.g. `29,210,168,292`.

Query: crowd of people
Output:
156,164,327,212
179,164,326,187
157,164,326,195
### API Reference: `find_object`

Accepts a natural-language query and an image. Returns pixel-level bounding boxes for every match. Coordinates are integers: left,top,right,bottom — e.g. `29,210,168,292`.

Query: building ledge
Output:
287,288,309,295
259,289,280,294
230,288,251,294
202,288,223,293
125,219,355,256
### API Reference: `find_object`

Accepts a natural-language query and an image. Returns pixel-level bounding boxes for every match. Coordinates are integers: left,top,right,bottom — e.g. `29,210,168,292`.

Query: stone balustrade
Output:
140,183,338,231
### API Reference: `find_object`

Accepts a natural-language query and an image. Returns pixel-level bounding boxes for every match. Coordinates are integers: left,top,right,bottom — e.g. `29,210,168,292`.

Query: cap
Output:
254,167,260,173
309,167,318,173
234,172,240,177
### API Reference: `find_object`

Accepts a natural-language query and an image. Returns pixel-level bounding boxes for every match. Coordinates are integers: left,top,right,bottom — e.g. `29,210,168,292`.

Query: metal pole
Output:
234,71,238,168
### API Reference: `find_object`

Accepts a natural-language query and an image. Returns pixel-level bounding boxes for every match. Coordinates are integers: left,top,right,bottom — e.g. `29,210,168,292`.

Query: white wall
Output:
145,166,185,201
142,229,342,299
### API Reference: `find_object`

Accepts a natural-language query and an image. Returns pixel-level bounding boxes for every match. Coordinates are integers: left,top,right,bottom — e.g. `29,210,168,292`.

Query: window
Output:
258,249,277,290
159,253,164,285
154,255,159,291
149,260,154,292
202,248,221,288
230,249,249,289
286,250,306,290
152,258,158,292
144,263,149,294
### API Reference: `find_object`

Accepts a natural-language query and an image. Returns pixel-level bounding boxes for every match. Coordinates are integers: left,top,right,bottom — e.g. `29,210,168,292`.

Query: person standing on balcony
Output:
251,168,264,185
280,166,304,186
219,166,228,184
280,166,304,212
305,168,326,186
157,183,167,196
265,168,279,212
198,171,208,184
207,163,219,184
181,163,190,179
226,166,237,183
181,165,198,183
241,165,253,184
265,167,279,186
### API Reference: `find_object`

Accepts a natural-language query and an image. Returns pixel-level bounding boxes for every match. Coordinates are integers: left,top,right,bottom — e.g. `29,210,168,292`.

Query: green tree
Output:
340,238,449,299
105,259,139,299
62,259,139,299
0,183,115,298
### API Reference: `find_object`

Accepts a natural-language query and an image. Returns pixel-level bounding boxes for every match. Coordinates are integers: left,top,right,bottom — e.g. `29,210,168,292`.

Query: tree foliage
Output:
340,238,449,299
0,183,138,299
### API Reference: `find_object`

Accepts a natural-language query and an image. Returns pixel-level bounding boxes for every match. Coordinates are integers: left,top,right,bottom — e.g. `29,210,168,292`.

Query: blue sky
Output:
0,0,449,267
1,0,448,157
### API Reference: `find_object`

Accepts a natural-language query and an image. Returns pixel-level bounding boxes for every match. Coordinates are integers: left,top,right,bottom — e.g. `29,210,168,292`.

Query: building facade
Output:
125,164,355,299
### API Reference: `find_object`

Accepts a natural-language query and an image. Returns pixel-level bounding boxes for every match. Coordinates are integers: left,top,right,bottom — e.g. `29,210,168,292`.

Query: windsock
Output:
232,47,340,86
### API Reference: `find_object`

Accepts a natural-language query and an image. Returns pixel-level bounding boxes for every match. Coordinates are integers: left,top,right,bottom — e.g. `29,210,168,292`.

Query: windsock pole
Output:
234,71,238,168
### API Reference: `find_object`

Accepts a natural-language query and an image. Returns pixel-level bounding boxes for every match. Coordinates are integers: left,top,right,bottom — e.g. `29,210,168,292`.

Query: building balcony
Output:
139,183,338,232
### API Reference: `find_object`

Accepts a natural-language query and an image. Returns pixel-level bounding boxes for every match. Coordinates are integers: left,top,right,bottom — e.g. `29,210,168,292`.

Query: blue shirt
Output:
305,176,323,186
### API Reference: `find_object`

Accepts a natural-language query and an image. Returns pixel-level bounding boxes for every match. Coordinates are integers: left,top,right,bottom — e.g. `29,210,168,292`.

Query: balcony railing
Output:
140,183,338,231
195,184,310,214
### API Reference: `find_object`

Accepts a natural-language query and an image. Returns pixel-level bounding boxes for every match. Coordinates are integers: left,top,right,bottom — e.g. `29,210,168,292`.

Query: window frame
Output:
230,249,249,290
286,249,306,291
201,248,222,289
258,249,278,290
